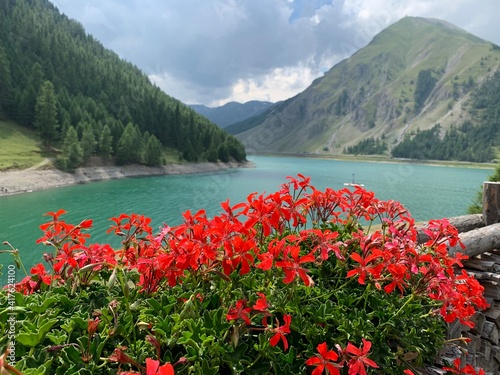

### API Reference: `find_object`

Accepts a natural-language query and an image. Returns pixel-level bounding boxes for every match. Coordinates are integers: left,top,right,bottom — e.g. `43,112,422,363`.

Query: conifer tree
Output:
35,80,58,147
117,96,132,124
116,122,141,165
144,134,163,166
141,130,151,163
80,122,96,162
99,125,113,158
134,124,145,162
218,142,230,163
414,69,437,111
93,120,104,148
24,63,45,127
110,119,124,153
0,44,12,119
227,135,246,162
206,145,218,162
28,62,45,97
57,125,83,172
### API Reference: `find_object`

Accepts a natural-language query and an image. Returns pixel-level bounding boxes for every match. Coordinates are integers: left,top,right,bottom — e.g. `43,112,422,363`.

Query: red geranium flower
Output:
268,314,292,350
275,245,315,286
345,339,379,375
226,300,252,325
442,358,485,375
306,342,341,375
145,358,175,375
30,263,52,285
346,251,383,285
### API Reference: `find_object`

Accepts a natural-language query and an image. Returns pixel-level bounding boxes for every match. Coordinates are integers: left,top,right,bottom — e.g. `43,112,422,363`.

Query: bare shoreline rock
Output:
0,161,252,197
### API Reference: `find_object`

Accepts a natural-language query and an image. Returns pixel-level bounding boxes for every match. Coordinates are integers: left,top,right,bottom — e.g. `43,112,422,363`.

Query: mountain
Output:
233,17,500,162
0,0,246,170
189,100,274,128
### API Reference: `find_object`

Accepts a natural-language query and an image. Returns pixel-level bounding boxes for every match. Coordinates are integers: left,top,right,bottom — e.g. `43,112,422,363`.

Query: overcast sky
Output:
50,0,500,107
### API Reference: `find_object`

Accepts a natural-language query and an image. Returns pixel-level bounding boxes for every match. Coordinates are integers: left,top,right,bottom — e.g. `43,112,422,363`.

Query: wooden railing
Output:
417,182,500,374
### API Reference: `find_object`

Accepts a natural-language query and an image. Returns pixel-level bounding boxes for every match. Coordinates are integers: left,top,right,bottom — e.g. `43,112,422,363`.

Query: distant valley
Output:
189,100,274,128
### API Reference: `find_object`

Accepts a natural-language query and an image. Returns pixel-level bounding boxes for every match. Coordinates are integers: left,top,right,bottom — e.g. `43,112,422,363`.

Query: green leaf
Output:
61,319,75,335
46,331,68,345
279,346,297,365
94,337,108,362
227,343,249,362
56,294,77,309
146,298,162,311
15,292,27,307
76,336,89,350
201,359,219,375
27,296,58,313
88,334,107,360
60,364,92,375
71,316,88,331
201,335,215,347
60,345,85,369
18,361,52,375
16,332,42,347
17,318,57,347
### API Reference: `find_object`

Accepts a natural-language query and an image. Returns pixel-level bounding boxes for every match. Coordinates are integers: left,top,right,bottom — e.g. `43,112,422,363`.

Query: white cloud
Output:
52,0,500,106
217,65,320,105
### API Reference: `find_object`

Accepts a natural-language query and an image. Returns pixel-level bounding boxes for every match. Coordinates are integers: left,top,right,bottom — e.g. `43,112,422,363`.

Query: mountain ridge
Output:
189,100,274,128
233,16,500,161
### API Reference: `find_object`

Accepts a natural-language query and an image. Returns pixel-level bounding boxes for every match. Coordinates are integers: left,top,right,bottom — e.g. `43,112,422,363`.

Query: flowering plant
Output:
0,175,488,374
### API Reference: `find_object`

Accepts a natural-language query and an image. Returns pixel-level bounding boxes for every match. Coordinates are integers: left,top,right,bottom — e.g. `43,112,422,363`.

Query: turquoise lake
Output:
0,155,493,278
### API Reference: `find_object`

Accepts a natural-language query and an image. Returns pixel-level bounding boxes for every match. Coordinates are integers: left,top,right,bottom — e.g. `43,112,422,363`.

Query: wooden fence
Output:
417,182,500,374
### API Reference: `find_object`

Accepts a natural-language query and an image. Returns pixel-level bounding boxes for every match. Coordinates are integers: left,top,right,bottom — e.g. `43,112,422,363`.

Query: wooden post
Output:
483,182,500,225
447,223,500,257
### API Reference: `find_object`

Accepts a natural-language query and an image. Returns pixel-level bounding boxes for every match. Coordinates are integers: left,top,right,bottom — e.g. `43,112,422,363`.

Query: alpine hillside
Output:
189,101,274,128
231,17,500,162
0,0,246,172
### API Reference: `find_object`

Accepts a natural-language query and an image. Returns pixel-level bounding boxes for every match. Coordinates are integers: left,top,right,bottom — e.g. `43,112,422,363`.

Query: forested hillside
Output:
391,70,500,162
0,0,246,171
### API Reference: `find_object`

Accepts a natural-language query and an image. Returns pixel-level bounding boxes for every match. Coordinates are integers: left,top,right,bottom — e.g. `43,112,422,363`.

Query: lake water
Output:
0,155,492,278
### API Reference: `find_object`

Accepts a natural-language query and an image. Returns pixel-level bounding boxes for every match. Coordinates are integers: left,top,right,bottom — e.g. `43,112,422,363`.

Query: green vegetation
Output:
414,69,437,111
35,80,58,147
56,125,83,172
343,136,387,155
391,124,494,162
391,69,500,162
0,0,246,172
0,120,45,170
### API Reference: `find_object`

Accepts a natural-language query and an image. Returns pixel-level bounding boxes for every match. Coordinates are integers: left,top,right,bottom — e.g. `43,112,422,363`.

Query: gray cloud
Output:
50,0,500,106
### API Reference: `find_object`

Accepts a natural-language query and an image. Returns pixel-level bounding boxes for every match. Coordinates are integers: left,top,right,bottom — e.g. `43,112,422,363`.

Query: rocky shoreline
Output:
0,161,252,197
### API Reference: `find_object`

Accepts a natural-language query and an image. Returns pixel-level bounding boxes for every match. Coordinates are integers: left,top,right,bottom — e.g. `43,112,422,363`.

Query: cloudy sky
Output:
50,0,500,107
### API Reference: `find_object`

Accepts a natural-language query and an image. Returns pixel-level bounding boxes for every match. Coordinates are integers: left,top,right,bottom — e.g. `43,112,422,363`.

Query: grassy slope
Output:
306,17,500,151
0,120,46,170
237,17,500,155
0,120,188,170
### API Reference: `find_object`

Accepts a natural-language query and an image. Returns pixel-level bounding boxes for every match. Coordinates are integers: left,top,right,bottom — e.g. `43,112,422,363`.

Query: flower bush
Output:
0,175,488,374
